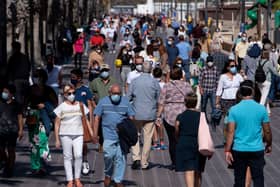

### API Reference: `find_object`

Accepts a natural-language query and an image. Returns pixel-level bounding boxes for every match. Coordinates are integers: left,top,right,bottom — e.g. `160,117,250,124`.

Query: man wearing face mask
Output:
93,84,135,187
120,34,132,47
235,32,249,71
89,64,117,153
199,56,219,123
126,56,144,93
70,68,95,175
166,36,179,68
0,85,24,177
127,61,161,170
45,55,62,96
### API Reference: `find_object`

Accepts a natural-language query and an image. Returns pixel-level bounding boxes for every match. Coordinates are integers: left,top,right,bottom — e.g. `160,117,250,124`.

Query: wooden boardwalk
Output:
1,105,280,187
1,47,280,187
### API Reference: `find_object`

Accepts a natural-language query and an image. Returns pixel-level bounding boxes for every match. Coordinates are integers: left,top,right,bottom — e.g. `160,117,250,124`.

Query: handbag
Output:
79,102,93,143
198,112,214,156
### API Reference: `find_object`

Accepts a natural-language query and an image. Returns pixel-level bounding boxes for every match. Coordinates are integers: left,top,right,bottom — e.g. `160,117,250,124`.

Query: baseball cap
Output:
206,55,213,62
100,64,110,70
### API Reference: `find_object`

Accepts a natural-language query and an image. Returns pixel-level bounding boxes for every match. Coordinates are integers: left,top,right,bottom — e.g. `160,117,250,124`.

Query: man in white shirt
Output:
125,56,144,93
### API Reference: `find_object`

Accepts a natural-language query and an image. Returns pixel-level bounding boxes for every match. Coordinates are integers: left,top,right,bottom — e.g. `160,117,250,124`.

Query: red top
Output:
90,35,104,47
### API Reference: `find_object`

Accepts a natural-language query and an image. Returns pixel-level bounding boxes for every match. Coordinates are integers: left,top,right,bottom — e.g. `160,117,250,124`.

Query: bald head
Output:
143,61,152,73
109,83,121,95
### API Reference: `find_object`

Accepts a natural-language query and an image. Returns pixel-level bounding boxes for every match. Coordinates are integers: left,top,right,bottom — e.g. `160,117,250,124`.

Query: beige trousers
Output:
131,120,155,168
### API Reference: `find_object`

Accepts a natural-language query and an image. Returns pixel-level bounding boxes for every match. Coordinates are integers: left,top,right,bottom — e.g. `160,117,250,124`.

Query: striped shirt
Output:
94,96,135,141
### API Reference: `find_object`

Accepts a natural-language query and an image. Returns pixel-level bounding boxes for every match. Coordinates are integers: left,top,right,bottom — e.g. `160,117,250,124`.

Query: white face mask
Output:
167,41,173,45
135,64,143,72
207,62,214,67
67,94,75,102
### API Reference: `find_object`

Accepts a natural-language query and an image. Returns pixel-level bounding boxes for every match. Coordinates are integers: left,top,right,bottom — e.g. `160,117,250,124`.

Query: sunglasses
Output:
112,92,121,95
67,91,75,95
230,65,236,68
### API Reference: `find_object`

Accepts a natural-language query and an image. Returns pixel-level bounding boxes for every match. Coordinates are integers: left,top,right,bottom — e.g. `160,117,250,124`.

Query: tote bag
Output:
198,112,214,156
80,102,93,143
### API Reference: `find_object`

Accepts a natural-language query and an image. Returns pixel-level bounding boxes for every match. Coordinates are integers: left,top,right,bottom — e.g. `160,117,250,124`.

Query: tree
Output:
0,0,7,65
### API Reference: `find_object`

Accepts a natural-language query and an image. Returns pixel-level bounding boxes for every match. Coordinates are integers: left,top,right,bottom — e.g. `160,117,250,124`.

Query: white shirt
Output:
216,73,244,100
120,40,132,47
54,102,89,135
106,28,115,38
46,65,61,88
126,70,142,84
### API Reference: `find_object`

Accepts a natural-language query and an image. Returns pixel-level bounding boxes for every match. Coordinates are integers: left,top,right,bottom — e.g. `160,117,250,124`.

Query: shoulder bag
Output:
198,112,214,157
79,102,93,143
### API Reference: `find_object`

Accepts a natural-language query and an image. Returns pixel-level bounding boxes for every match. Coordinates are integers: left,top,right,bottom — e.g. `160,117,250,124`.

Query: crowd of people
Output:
0,14,277,187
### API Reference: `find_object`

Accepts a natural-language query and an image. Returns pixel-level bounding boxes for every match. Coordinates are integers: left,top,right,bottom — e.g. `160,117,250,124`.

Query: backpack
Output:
190,58,204,77
247,43,261,58
255,60,268,83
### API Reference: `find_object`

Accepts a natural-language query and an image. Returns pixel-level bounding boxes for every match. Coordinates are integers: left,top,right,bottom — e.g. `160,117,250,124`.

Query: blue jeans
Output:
268,74,280,101
182,59,190,81
103,139,126,183
201,91,216,119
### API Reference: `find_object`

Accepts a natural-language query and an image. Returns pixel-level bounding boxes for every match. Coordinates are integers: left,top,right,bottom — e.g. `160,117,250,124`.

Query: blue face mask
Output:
1,92,9,100
100,71,109,79
110,94,121,104
230,67,237,74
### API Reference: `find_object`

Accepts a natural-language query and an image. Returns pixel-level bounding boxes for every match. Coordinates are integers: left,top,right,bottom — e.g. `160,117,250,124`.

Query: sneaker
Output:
109,51,113,54
131,160,141,170
160,143,168,150
151,144,160,150
82,161,90,175
113,50,116,54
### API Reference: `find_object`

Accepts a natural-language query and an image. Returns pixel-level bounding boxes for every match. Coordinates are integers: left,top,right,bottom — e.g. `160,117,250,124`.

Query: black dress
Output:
175,110,206,172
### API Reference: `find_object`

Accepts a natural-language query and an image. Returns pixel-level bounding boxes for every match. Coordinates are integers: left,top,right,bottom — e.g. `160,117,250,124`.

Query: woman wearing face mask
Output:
25,69,57,175
54,85,90,187
216,59,243,139
117,46,134,93
0,85,24,177
173,57,186,80
88,46,104,71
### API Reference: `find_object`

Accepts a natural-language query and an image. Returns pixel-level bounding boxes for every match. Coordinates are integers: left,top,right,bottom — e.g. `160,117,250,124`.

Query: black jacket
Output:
117,118,138,154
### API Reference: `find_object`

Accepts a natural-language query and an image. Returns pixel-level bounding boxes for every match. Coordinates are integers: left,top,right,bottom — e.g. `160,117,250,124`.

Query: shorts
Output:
0,133,18,148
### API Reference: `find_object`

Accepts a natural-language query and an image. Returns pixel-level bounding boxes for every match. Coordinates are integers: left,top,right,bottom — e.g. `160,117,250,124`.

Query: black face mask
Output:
47,64,54,71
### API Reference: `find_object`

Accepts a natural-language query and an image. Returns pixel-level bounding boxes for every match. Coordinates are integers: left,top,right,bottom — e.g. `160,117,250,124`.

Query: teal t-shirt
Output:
228,99,270,152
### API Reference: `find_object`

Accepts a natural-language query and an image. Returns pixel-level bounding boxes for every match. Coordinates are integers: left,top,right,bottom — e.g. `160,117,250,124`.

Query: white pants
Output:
60,135,83,181
258,80,271,114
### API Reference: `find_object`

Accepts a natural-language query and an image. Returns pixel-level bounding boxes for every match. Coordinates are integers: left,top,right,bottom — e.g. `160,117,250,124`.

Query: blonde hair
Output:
63,84,75,94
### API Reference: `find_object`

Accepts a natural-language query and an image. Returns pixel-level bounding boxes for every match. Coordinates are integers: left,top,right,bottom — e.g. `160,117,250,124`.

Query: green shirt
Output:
89,76,117,103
